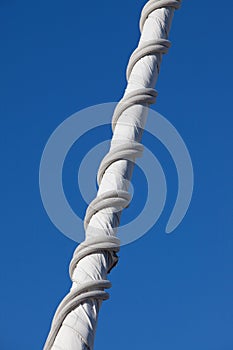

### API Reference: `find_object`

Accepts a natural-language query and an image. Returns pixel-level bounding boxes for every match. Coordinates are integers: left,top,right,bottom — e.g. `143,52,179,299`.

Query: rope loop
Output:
140,0,181,32
127,39,171,80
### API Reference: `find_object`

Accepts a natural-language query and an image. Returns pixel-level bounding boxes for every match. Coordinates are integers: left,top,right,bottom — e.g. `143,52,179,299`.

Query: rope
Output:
44,1,181,349
44,236,120,349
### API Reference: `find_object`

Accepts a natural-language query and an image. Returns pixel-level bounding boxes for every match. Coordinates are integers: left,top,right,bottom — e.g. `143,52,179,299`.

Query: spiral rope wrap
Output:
44,235,120,349
44,1,181,349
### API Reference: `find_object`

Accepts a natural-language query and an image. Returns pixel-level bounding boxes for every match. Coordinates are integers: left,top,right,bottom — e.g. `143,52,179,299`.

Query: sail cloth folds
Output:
43,1,181,349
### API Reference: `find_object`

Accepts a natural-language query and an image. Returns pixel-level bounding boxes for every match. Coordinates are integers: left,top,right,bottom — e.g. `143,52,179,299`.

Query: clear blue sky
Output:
1,1,233,349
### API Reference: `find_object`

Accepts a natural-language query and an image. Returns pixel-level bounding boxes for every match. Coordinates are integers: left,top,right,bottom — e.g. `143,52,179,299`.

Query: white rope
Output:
44,1,181,349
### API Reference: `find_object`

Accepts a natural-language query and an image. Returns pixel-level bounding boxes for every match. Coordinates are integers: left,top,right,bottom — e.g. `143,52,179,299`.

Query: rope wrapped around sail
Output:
44,1,181,349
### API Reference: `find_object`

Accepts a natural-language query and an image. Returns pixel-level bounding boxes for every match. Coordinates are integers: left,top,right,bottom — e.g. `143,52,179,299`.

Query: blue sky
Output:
1,1,233,349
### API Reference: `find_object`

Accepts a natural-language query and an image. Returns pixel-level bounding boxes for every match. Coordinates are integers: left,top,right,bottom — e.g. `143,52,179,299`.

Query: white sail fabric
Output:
44,1,181,349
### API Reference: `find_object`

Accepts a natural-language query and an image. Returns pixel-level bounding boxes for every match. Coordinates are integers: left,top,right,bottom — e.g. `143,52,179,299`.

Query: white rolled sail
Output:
44,1,181,349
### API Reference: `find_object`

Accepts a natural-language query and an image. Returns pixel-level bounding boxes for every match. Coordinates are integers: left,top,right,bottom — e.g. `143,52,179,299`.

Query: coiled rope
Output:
44,1,181,349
